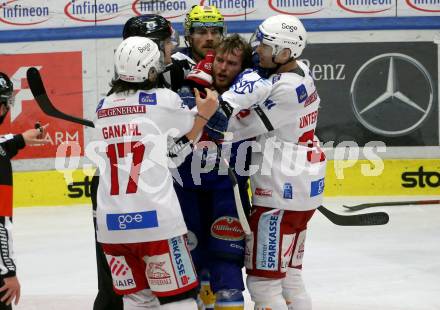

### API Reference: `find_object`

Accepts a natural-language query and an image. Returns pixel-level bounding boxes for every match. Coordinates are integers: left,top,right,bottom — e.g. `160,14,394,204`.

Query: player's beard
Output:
193,44,214,61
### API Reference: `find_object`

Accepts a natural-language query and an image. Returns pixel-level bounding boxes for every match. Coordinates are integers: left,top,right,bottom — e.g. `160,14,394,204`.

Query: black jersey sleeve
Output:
0,216,16,278
0,134,25,159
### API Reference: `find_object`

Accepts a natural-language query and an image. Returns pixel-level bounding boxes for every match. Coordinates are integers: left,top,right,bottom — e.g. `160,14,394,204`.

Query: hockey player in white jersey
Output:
221,15,327,310
92,36,218,310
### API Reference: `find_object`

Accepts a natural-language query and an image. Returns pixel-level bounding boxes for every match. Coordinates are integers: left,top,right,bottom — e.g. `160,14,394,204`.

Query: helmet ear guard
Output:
114,37,163,83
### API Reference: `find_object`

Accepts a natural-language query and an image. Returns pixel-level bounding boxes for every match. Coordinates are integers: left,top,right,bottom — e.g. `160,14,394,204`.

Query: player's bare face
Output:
213,49,243,93
256,43,277,69
190,27,222,61
163,38,174,65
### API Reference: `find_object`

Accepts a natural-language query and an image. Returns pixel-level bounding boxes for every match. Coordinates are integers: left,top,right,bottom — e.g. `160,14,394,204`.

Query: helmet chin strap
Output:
270,46,295,73
270,51,289,74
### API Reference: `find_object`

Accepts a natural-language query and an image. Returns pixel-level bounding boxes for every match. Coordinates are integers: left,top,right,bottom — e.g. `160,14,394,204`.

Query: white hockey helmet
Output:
114,36,163,83
250,15,307,59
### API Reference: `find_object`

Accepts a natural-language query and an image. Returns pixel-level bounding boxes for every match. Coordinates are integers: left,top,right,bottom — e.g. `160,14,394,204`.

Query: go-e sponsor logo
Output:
106,210,159,230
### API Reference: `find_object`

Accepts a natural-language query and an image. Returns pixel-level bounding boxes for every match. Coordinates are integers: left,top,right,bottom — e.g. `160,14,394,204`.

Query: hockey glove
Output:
204,100,233,141
186,50,215,88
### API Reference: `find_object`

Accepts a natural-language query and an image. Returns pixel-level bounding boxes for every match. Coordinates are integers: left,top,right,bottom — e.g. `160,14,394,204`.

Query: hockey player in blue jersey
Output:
173,6,268,309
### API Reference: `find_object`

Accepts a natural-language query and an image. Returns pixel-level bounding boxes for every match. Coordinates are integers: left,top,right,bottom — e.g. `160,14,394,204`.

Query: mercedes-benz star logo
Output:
350,53,434,137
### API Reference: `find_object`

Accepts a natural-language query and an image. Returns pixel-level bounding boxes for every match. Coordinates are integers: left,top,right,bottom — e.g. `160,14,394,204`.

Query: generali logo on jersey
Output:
268,0,326,15
64,0,120,23
200,0,257,17
405,0,440,12
131,0,197,19
0,0,50,26
336,0,394,14
0,52,84,159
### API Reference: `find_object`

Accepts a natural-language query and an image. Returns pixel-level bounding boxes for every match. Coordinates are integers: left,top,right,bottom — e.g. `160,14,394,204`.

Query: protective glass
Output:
170,27,180,50
249,27,264,50
192,26,224,38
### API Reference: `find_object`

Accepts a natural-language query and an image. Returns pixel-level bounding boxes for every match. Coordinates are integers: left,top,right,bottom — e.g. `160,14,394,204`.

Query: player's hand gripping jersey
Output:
93,88,196,244
228,61,327,211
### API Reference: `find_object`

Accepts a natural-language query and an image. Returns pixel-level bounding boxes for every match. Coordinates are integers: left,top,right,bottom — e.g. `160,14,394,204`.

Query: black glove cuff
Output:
219,100,233,119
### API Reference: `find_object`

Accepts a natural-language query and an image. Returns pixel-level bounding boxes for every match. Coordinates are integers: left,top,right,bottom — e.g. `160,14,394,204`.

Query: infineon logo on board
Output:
405,0,440,13
0,0,50,26
64,0,120,23
268,0,326,15
132,0,193,19
200,0,257,17
337,0,393,14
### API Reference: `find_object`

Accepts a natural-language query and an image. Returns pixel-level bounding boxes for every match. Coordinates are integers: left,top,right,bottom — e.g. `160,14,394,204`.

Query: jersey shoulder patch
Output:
139,92,158,105
96,98,105,112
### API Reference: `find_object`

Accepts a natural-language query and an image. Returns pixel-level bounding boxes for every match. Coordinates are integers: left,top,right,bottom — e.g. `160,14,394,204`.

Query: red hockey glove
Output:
185,51,215,88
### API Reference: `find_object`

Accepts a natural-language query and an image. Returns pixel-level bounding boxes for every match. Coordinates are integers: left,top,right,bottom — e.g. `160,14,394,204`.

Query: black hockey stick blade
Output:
343,199,440,212
26,67,95,128
318,206,389,226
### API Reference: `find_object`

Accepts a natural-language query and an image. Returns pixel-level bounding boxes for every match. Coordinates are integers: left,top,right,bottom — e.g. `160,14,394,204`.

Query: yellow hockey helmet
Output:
184,5,225,36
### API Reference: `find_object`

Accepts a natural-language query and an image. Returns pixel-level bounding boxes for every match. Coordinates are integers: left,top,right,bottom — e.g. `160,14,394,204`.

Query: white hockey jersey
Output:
228,61,327,211
93,88,195,244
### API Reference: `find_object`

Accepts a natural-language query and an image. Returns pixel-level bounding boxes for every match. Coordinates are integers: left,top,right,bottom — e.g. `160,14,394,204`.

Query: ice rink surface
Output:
12,196,440,310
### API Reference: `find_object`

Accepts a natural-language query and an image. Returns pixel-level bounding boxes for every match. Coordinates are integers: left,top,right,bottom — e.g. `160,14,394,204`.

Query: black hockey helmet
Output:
0,72,13,106
123,14,172,41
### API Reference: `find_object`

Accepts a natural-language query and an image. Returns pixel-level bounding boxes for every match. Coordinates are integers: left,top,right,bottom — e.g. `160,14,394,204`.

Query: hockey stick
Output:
221,158,252,235
219,146,388,227
317,206,389,226
343,199,440,212
26,67,95,128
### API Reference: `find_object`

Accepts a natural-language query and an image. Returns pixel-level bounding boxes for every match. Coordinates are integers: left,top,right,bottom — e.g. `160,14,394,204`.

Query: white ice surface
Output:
12,196,440,310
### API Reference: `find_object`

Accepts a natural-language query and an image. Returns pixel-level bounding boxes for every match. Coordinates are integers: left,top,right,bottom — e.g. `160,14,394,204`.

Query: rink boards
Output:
13,159,440,207
1,8,439,209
